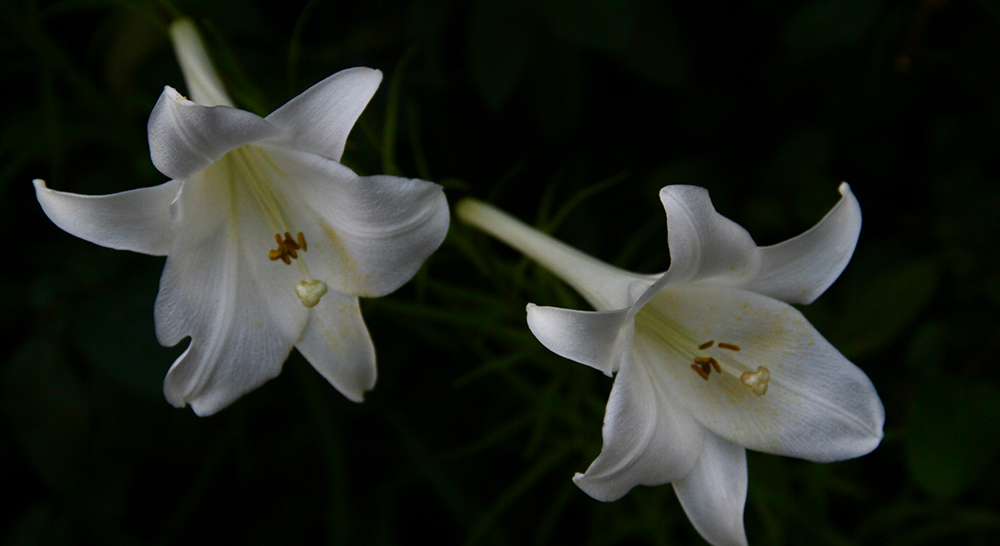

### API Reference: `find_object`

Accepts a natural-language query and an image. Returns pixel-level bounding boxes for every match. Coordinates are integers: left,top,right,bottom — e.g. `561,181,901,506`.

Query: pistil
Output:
690,340,771,397
266,231,329,308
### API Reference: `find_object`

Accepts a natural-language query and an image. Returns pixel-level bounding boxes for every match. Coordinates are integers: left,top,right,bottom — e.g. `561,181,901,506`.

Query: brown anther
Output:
698,340,715,350
718,343,741,351
690,364,710,381
269,231,309,264
693,357,715,375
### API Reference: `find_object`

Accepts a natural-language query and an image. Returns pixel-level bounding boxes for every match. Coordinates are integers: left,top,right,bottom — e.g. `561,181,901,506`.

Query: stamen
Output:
690,364,710,381
295,280,328,308
708,357,720,374
269,231,310,265
698,340,715,350
718,342,741,351
740,366,770,396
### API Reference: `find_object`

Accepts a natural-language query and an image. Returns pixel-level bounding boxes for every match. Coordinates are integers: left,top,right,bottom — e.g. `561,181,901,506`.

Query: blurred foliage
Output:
3,0,1000,544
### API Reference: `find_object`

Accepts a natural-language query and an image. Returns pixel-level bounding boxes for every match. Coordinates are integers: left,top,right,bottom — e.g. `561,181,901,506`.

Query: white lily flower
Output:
33,20,449,416
456,184,883,546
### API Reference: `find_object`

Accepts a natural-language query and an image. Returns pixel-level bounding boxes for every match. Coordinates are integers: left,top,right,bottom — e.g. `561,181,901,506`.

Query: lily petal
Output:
34,178,180,256
658,184,861,304
750,183,861,304
526,304,632,376
260,146,449,297
295,292,376,402
573,354,705,501
155,159,308,416
672,432,749,546
148,86,282,180
658,185,759,285
644,283,884,462
266,67,383,162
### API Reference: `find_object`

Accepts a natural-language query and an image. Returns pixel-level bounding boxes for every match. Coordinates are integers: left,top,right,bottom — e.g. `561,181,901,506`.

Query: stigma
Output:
295,280,328,308
740,366,770,396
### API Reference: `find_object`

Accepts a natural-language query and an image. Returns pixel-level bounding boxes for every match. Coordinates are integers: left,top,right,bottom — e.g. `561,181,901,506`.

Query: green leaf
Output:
468,0,535,110
1,334,87,499
782,0,885,60
831,259,940,357
905,379,1000,500
71,270,174,401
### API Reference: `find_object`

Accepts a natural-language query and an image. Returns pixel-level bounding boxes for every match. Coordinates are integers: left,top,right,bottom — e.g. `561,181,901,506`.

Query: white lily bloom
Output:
456,184,883,546
34,20,449,416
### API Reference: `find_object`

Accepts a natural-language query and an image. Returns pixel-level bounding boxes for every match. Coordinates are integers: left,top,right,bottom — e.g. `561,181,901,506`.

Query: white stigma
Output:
740,366,771,396
295,280,328,308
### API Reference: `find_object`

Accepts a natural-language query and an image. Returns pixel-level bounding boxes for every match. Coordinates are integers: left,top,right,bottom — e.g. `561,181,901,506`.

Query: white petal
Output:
526,304,632,376
258,146,449,297
147,86,282,180
154,158,308,415
658,185,759,285
573,357,705,501
455,198,645,311
658,184,861,304
672,433,749,546
168,19,233,107
750,183,861,304
266,67,382,162
295,292,376,402
33,178,180,255
641,283,884,462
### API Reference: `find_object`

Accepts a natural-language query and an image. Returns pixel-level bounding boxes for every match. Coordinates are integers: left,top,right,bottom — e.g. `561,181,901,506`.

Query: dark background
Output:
3,0,999,544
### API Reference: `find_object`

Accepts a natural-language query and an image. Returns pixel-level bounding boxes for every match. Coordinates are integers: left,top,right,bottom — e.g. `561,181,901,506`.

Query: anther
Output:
718,343,741,351
269,231,309,264
740,366,770,396
690,364,710,381
698,340,715,350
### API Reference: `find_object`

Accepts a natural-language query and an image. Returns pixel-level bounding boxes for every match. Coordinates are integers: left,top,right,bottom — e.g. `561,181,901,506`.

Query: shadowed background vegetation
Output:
3,0,1000,544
